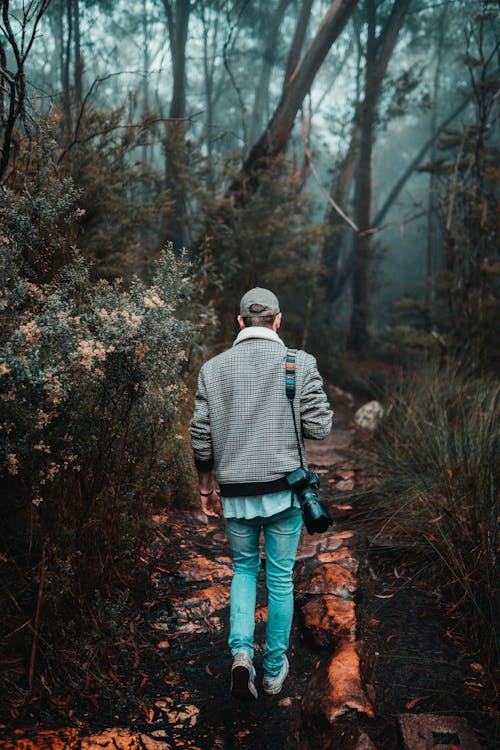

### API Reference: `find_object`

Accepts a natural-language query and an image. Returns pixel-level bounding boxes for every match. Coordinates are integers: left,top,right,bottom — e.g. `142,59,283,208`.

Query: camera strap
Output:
285,349,305,470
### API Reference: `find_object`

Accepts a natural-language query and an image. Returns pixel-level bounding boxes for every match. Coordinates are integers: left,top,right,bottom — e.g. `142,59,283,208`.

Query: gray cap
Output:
239,287,280,317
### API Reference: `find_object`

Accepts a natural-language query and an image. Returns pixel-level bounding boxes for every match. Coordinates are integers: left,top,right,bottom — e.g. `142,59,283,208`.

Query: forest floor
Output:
0,396,494,750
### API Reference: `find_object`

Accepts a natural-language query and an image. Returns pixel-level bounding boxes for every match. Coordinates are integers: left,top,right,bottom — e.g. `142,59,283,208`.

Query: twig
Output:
446,126,469,232
307,149,360,233
28,544,46,692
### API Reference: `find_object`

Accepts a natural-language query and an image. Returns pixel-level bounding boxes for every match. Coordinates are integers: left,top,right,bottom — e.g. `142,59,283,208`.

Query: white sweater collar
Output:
233,326,285,347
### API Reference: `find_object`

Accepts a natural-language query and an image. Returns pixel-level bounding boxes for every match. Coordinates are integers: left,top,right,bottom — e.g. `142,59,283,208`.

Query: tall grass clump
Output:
372,368,499,677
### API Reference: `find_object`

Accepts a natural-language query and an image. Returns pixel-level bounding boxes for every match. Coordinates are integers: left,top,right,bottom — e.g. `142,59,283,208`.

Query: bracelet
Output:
199,487,215,496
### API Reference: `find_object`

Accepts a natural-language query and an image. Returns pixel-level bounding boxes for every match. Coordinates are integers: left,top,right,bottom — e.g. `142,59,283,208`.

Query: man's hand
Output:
200,488,222,518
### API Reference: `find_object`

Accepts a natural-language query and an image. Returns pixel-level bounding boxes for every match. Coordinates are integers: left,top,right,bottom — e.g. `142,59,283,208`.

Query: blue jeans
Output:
225,507,302,675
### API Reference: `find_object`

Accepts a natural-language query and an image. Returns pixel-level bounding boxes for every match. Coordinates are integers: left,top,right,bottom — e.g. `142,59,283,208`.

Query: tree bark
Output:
201,5,219,174
348,0,376,352
73,0,83,104
426,7,446,308
248,0,291,147
62,0,72,128
163,0,191,250
321,0,410,323
243,0,359,176
283,0,314,87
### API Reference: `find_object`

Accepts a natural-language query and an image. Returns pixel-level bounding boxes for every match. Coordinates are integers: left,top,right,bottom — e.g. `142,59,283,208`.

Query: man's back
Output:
190,333,332,493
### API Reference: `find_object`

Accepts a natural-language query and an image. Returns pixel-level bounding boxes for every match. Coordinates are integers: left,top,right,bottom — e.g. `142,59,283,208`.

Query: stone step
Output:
398,714,481,750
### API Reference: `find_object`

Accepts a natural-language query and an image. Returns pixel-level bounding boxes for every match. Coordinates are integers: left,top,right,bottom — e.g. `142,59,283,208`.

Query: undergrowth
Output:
370,368,499,688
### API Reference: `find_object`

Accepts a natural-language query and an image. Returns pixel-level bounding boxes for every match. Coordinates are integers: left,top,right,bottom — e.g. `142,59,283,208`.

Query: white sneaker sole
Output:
263,657,289,695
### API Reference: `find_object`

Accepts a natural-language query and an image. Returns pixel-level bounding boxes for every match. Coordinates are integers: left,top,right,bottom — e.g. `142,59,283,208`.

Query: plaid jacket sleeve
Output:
300,354,333,439
190,367,214,470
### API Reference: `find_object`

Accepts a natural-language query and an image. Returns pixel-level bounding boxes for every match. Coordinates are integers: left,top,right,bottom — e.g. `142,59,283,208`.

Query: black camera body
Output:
286,467,332,535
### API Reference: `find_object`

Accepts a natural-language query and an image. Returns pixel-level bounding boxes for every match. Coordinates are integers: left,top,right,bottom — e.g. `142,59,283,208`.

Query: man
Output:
189,288,332,700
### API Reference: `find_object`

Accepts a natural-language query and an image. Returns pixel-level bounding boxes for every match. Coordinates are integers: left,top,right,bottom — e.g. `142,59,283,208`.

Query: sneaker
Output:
262,655,289,695
230,652,258,700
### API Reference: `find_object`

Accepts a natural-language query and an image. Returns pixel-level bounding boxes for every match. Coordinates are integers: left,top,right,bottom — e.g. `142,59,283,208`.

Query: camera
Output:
286,467,332,535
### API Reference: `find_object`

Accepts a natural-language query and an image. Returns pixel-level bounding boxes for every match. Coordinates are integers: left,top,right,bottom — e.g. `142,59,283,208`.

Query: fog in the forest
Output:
0,0,497,361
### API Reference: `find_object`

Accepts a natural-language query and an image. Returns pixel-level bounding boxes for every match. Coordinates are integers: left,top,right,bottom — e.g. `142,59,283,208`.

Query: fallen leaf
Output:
405,695,430,710
335,469,356,480
470,662,485,675
369,618,381,626
336,480,355,491
88,693,99,708
50,696,71,708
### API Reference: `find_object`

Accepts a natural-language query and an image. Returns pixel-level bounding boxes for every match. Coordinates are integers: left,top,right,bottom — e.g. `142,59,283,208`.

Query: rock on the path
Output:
177,556,232,582
317,548,359,574
296,530,354,560
301,596,356,647
0,728,172,749
302,641,374,724
298,563,357,599
354,400,384,431
398,714,481,750
155,584,229,634
354,731,378,750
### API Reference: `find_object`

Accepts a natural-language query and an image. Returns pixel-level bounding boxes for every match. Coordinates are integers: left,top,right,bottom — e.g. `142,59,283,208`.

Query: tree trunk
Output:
201,5,219,176
248,0,291,147
163,0,191,250
348,0,376,352
426,7,446,308
73,0,83,104
284,0,314,87
322,0,410,317
243,0,359,176
347,0,411,350
62,0,72,129
142,0,150,165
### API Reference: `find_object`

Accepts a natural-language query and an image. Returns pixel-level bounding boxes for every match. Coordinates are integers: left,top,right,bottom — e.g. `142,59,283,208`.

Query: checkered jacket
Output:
189,335,333,496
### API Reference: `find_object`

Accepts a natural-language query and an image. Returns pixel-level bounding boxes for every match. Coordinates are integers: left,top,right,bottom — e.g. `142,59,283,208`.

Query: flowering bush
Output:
0,237,204,681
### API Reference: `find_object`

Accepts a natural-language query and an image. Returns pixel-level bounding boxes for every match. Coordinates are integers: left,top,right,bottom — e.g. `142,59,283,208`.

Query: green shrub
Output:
194,157,325,343
371,368,499,675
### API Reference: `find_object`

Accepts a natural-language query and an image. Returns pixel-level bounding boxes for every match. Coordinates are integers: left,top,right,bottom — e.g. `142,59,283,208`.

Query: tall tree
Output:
348,0,411,350
248,0,291,147
283,0,314,87
243,0,359,176
425,6,447,308
162,0,191,249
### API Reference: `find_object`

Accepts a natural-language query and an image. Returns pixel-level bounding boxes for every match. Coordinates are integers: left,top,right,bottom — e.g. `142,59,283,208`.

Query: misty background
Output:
7,0,494,366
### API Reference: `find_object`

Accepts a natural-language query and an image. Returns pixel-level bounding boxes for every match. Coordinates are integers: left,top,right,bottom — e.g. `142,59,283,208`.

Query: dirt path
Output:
0,404,490,749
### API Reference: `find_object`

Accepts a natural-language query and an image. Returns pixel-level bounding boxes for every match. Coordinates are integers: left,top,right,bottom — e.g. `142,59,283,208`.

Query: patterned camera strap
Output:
285,348,297,401
285,349,305,469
